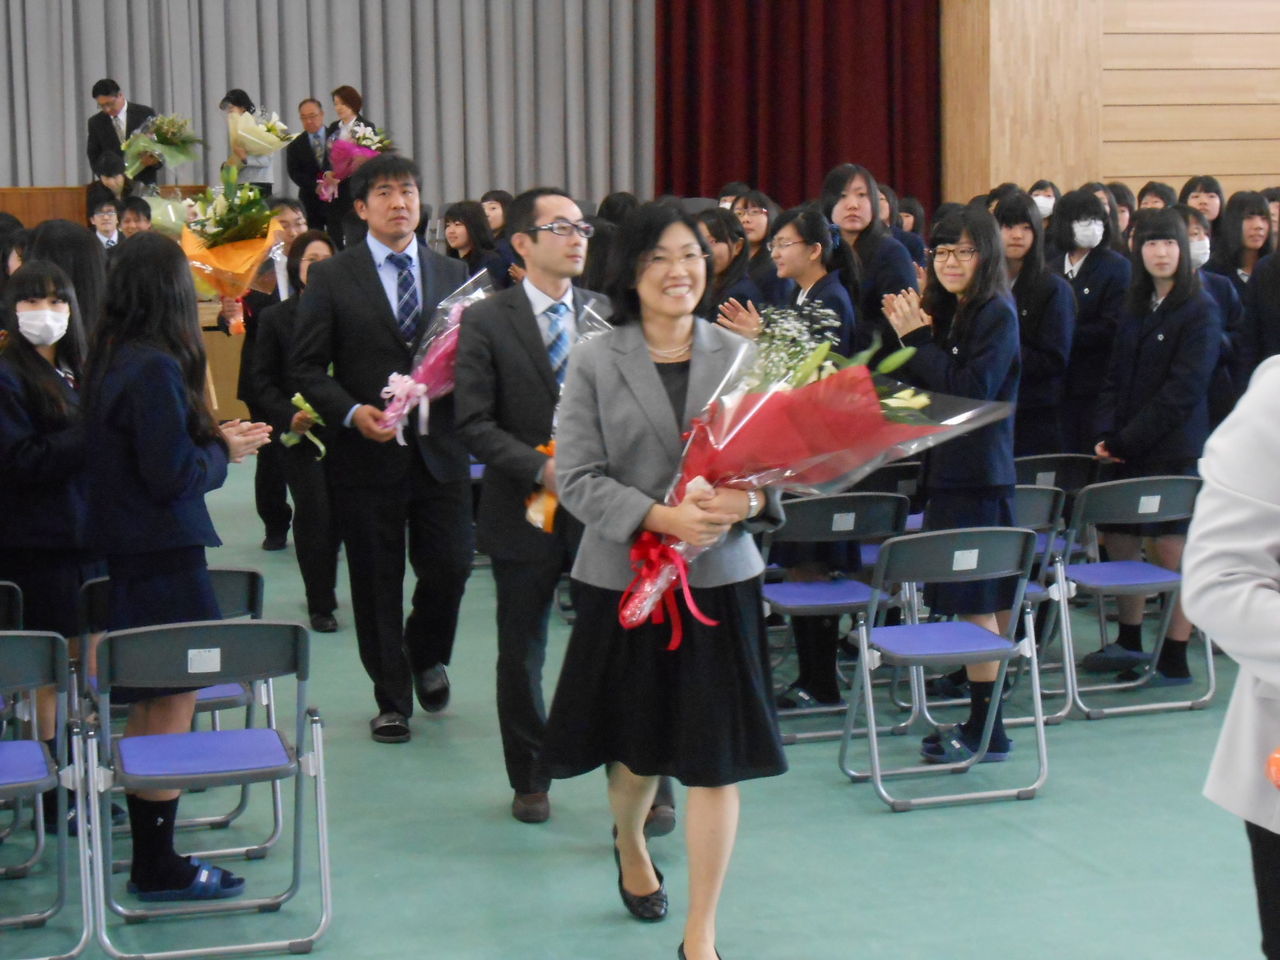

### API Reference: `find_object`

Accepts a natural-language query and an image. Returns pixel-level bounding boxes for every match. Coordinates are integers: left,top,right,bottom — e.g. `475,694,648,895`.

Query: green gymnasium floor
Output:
3,465,1262,959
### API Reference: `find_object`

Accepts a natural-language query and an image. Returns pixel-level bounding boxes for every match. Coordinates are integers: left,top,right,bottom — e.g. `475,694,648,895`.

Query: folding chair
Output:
837,527,1048,811
0,580,25,846
762,493,910,743
854,461,924,538
0,631,93,959
1014,453,1098,561
1058,475,1215,719
86,620,332,958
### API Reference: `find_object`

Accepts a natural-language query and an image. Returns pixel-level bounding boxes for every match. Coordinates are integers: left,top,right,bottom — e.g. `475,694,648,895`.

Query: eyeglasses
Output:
641,251,709,271
735,207,767,219
766,238,808,253
528,219,595,239
93,210,118,219
930,246,978,263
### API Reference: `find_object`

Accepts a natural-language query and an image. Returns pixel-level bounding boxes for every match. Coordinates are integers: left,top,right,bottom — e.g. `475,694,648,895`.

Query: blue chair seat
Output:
870,621,1014,667
1024,582,1048,604
1035,533,1071,556
763,578,873,615
0,740,55,797
195,682,252,705
470,462,485,481
860,543,880,567
115,728,295,791
1065,560,1181,592
906,512,924,532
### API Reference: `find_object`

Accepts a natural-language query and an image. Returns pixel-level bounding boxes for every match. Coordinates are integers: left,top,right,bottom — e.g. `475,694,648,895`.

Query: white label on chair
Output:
952,549,979,571
1138,495,1161,515
1036,471,1055,487
832,512,856,532
188,648,221,674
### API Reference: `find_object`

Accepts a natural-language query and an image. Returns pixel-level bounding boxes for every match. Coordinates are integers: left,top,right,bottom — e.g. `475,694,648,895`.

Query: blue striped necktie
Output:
386,252,420,343
545,302,571,388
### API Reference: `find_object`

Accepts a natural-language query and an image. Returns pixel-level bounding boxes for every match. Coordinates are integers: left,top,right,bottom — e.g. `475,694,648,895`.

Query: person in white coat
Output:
1183,354,1280,960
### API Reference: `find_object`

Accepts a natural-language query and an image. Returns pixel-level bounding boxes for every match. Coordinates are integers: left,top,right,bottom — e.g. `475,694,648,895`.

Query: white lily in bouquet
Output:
227,108,297,158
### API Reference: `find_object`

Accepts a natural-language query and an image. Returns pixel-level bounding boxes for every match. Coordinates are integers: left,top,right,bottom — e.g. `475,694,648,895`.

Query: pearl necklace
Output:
647,337,693,360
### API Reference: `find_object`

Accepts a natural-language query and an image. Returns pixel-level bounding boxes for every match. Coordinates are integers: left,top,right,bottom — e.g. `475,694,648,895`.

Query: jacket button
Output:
1157,333,1165,341
1083,287,1090,295
1021,309,1028,316
952,346,959,355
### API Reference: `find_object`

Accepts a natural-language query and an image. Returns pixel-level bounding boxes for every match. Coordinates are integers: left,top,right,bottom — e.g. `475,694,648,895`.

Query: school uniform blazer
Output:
1181,357,1280,830
85,102,159,184
0,358,86,550
1204,255,1250,305
1239,253,1280,385
290,238,469,487
555,321,782,591
1050,246,1131,397
715,271,764,312
84,344,227,556
1012,269,1075,411
855,231,918,354
892,225,927,267
795,270,856,357
1093,289,1220,463
454,283,610,561
1200,268,1245,418
900,294,1020,490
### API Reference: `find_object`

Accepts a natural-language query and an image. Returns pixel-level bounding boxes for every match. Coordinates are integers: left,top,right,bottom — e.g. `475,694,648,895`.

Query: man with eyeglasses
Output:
455,188,627,825
89,198,123,250
287,98,329,232
86,78,160,186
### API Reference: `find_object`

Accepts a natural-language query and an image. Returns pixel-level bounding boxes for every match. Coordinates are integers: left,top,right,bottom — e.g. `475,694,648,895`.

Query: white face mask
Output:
1033,194,1055,219
1072,219,1105,251
17,309,70,347
1189,237,1211,270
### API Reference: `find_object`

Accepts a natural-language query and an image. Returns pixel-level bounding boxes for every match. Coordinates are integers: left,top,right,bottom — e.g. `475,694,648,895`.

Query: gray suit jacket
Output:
555,319,780,591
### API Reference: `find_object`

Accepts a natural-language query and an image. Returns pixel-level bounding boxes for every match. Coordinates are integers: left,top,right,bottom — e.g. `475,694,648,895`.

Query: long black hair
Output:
26,220,106,337
1,261,86,428
993,191,1047,283
899,196,926,238
480,189,513,238
730,189,779,262
922,207,1009,347
1126,207,1200,316
770,206,861,307
442,200,497,272
1209,190,1275,271
1028,179,1061,203
820,163,890,264
605,203,712,325
285,229,335,295
1048,189,1111,256
694,207,751,300
88,232,224,449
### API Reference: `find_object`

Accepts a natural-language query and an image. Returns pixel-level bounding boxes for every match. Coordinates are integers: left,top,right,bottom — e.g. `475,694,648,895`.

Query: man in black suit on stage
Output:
86,78,160,186
455,188,603,821
291,154,472,743
286,98,328,233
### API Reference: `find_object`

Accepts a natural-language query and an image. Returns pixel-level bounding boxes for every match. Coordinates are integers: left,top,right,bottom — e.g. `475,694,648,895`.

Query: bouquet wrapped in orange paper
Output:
181,166,282,300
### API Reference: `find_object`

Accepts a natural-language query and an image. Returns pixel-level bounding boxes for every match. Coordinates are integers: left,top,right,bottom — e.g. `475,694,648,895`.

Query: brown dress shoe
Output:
511,791,550,823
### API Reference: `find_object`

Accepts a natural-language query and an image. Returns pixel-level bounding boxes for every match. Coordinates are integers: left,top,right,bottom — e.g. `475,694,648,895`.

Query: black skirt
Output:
922,486,1018,616
107,546,222,704
541,578,788,788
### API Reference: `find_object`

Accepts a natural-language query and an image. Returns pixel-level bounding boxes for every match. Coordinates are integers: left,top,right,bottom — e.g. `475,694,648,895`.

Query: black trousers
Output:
282,443,340,616
490,515,580,794
249,404,292,539
334,453,473,717
1247,820,1280,958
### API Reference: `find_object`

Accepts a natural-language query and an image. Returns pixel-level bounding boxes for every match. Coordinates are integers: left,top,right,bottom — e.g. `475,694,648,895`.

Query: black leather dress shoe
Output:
677,944,722,959
262,533,288,551
511,791,550,823
644,803,677,838
414,664,450,713
614,841,667,921
309,613,338,633
369,711,410,743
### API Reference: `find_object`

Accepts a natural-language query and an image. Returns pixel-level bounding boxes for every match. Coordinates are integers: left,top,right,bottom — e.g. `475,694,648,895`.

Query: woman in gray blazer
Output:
542,204,787,960
1183,356,1280,959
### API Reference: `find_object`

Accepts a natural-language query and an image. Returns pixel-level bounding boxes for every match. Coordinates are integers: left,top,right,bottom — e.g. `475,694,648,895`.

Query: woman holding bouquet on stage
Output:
882,206,1022,764
542,203,787,960
219,89,273,195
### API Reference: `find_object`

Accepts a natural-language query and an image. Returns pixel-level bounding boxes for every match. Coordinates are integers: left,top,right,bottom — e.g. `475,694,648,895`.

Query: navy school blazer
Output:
1237,253,1280,386
892,225,928,268
84,344,228,556
794,270,856,357
854,231,918,353
1012,269,1075,411
1050,246,1131,397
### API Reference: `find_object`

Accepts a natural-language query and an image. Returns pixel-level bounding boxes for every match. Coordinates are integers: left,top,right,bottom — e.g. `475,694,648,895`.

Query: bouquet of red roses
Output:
618,307,1013,644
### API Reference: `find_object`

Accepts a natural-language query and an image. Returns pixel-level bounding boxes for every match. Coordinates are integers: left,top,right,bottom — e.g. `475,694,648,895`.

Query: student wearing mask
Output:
1082,181,1128,256
1086,208,1219,684
1047,189,1132,453
1029,180,1060,225
730,190,794,305
1180,175,1227,240
694,207,763,314
994,192,1076,455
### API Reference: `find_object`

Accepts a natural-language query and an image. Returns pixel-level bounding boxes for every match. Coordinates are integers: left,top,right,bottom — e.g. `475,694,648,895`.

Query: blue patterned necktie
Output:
545,302,571,388
387,252,420,344
311,132,324,166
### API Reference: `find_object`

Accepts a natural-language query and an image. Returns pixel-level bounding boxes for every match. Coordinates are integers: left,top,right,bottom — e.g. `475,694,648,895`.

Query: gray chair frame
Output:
0,631,93,959
1056,475,1215,719
837,527,1049,811
0,580,26,849
86,620,332,959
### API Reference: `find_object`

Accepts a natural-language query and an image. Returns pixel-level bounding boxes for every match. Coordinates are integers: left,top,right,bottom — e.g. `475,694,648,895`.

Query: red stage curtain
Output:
654,0,940,214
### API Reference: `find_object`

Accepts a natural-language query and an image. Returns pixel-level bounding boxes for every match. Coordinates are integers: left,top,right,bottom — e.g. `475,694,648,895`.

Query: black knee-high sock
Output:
1118,622,1143,652
125,795,197,891
1156,638,1190,678
41,738,62,826
963,680,1009,751
792,616,840,702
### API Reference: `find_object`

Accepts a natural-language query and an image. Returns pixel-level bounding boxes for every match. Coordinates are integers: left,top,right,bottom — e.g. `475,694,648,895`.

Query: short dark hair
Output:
1138,180,1177,209
694,207,751,298
267,196,306,216
286,229,335,293
993,190,1046,281
718,181,750,198
349,154,421,204
121,196,152,221
605,203,713,324
507,188,574,238
1127,207,1200,315
772,205,861,307
922,207,1009,345
91,78,120,98
1028,179,1061,202
879,183,902,226
1211,190,1275,270
1179,175,1225,209
1107,181,1137,216
90,197,122,217
94,153,125,178
1173,202,1210,236
899,196,926,237
480,189,513,207
597,192,640,225
298,97,323,113
441,200,496,260
219,88,255,112
26,220,106,336
331,85,363,114
1049,188,1110,254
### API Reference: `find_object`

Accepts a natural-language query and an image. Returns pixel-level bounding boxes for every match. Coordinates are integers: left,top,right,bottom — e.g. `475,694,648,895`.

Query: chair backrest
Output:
1014,454,1097,496
78,576,109,636
871,527,1038,592
1066,476,1202,542
1013,485,1065,535
0,580,22,630
767,492,910,546
208,568,265,620
853,460,922,499
0,631,68,696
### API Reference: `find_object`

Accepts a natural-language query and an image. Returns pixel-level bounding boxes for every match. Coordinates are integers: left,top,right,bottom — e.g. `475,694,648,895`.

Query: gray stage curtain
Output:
0,0,655,210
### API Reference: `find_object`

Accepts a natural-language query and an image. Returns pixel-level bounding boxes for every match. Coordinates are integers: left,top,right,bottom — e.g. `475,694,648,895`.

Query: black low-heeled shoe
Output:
677,944,723,959
613,841,667,921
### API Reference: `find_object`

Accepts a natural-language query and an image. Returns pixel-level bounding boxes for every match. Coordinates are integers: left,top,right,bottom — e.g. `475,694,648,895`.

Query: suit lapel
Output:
684,321,747,426
612,324,683,462
347,243,406,351
508,289,560,400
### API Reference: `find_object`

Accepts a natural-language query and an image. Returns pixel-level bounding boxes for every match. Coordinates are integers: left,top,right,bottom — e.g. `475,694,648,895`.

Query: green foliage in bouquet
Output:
187,166,275,247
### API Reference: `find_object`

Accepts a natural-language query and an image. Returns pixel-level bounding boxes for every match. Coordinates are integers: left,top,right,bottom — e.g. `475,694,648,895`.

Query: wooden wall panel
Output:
940,0,991,204
1107,0,1277,33
1107,175,1276,200
1103,69,1280,106
1103,104,1280,142
1103,33,1280,70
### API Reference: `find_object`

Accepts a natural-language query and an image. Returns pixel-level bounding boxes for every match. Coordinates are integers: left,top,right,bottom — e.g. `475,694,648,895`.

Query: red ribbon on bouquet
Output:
619,532,718,650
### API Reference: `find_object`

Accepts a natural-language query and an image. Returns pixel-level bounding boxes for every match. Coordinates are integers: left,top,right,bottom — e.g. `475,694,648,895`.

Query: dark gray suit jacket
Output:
555,320,781,591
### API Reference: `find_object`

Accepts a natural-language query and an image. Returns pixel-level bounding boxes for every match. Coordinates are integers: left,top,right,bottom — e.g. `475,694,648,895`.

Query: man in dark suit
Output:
454,188,603,821
287,99,328,233
291,155,471,744
86,78,160,186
